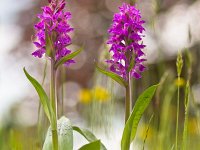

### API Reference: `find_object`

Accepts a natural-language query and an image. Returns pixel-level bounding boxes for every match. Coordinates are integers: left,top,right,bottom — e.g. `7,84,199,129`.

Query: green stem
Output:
61,66,65,116
182,80,190,150
51,59,57,114
125,72,132,123
182,104,188,150
175,76,180,150
50,59,58,150
52,129,58,150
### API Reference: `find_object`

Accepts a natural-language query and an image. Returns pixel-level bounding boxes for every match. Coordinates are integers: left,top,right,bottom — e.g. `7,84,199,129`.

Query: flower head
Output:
107,3,146,80
32,0,74,65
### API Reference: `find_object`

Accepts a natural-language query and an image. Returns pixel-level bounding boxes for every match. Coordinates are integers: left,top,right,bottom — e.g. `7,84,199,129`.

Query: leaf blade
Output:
79,140,100,150
55,47,83,69
43,116,73,150
73,126,107,150
96,65,127,87
121,84,158,150
23,68,53,123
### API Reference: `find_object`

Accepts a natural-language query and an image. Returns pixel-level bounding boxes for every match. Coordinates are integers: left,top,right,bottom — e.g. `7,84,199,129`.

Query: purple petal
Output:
32,48,45,58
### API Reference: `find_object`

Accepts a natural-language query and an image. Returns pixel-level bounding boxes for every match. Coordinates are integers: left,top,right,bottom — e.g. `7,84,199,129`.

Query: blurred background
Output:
1,0,200,149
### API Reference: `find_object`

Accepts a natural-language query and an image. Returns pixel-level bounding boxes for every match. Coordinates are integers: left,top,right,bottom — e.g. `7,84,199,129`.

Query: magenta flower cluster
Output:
107,3,146,79
32,0,74,65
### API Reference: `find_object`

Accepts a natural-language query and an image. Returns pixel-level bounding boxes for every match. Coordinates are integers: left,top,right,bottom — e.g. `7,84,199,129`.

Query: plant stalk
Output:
125,72,132,123
50,59,58,150
51,59,57,114
61,66,65,116
175,76,180,150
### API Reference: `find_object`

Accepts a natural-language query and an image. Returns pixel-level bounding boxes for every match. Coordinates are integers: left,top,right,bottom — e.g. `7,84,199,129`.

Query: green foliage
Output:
121,84,158,150
158,83,177,149
45,29,54,57
142,114,154,150
128,54,135,72
43,117,73,150
73,126,107,150
79,140,101,150
182,81,190,150
176,51,183,77
175,51,184,150
23,68,56,128
96,65,127,87
55,47,83,69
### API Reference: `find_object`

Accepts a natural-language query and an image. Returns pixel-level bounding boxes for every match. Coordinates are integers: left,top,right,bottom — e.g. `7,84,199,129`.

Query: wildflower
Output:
188,118,198,135
32,0,74,66
79,86,110,104
107,3,146,80
138,123,154,140
174,77,185,87
93,86,110,102
79,89,92,104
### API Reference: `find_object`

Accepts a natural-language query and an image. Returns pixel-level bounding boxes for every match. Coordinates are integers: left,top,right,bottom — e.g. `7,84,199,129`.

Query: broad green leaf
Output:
79,140,101,150
55,47,83,69
23,68,53,123
43,116,73,150
45,29,54,57
96,65,127,87
73,126,107,150
121,84,158,150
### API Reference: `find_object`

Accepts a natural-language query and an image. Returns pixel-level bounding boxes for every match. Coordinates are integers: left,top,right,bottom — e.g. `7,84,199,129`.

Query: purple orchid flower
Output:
107,3,146,80
32,0,74,66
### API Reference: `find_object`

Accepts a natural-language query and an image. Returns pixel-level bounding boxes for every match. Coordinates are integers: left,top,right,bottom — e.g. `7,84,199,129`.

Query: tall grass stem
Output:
175,76,180,150
175,51,183,150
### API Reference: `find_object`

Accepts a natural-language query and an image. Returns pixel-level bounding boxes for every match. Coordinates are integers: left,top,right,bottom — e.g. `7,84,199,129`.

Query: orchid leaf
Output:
96,65,127,87
43,116,73,150
121,84,158,150
55,47,83,69
79,140,101,150
23,68,54,123
73,126,107,150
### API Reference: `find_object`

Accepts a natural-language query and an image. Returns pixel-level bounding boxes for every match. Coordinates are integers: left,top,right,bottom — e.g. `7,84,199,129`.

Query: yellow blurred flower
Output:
93,86,110,102
138,124,154,140
79,89,92,104
79,86,110,104
174,77,185,87
188,118,198,135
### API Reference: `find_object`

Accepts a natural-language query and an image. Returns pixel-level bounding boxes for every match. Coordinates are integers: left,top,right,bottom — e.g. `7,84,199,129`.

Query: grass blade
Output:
142,114,154,150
